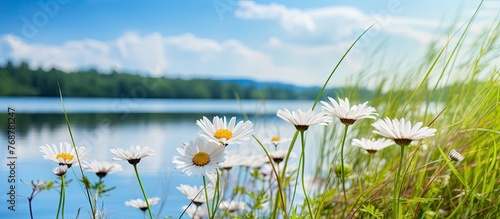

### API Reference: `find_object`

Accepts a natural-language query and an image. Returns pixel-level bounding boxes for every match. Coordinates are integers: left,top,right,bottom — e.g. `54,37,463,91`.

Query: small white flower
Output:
351,138,394,153
240,154,269,168
372,118,437,146
261,163,297,179
269,150,296,163
449,149,464,162
177,184,214,205
183,205,208,219
172,137,226,176
53,165,68,177
268,136,291,147
125,197,160,211
110,145,155,165
39,142,89,167
321,97,378,125
220,150,243,170
196,116,254,146
277,109,331,131
219,200,245,212
82,160,123,178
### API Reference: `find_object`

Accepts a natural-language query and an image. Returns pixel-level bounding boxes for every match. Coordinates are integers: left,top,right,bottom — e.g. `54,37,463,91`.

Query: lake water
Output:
0,97,317,219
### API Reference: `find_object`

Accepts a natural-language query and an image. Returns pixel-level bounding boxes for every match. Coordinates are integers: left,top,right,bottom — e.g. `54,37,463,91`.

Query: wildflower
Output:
52,165,68,177
110,145,155,165
351,138,394,153
112,146,156,219
172,137,226,176
177,184,214,205
277,109,331,131
321,97,377,125
219,151,243,170
125,197,160,211
269,150,296,164
372,118,437,146
268,136,291,147
449,149,464,162
373,118,437,218
82,160,123,178
183,205,208,219
219,200,245,212
240,154,269,169
261,163,297,179
39,142,89,167
196,116,254,146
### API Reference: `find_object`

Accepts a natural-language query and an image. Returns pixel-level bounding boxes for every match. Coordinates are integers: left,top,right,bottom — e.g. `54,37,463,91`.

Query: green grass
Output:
304,9,499,219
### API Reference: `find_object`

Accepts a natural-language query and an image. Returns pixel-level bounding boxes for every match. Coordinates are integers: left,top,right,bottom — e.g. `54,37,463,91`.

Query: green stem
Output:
252,135,287,219
202,176,213,219
300,131,314,217
279,130,298,217
394,145,405,219
93,177,103,217
280,131,299,182
133,164,154,219
58,86,95,218
340,124,349,216
56,175,66,219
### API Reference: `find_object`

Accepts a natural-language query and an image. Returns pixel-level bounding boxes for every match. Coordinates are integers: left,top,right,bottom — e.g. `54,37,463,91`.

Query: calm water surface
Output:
0,97,317,219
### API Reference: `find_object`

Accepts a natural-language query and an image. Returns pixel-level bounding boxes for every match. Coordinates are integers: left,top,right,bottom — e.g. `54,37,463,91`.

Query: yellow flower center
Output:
193,152,210,166
214,129,233,140
271,136,280,142
55,152,74,161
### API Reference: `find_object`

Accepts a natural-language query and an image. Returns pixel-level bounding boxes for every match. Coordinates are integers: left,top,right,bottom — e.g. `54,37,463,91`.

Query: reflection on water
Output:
0,98,316,218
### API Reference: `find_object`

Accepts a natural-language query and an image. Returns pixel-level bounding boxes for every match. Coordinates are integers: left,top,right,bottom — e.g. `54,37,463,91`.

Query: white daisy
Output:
219,150,243,170
276,109,331,131
240,154,269,169
219,200,245,212
82,160,123,178
183,205,208,219
196,116,254,146
268,136,291,147
269,150,296,164
125,197,160,211
351,138,394,153
177,184,214,205
372,118,437,146
39,142,89,167
261,163,298,179
321,97,378,125
52,165,68,177
449,149,464,162
172,137,226,176
110,145,155,165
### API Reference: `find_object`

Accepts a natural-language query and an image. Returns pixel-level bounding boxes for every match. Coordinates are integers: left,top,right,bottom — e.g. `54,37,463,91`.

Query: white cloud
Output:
115,32,168,76
235,1,316,32
1,1,497,88
164,33,222,53
235,2,452,45
0,32,168,75
0,32,328,85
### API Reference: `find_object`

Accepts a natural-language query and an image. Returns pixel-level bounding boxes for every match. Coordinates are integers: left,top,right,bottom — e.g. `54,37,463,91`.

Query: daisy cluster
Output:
35,96,449,218
275,97,438,153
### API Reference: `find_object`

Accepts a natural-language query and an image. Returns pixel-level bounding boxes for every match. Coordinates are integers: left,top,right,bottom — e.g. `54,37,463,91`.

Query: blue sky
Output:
0,0,498,86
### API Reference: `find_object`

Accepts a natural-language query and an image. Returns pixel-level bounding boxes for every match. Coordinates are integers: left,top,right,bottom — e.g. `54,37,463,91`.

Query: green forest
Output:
0,61,348,100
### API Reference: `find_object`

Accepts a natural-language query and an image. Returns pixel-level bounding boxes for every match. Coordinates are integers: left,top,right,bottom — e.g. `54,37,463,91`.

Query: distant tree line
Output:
0,61,342,99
